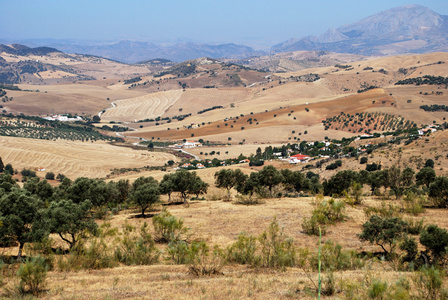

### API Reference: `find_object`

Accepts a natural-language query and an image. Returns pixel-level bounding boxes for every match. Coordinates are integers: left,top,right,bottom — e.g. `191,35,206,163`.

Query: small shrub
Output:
367,279,388,299
226,232,258,265
167,240,190,264
364,202,401,218
412,266,448,300
302,216,327,236
233,194,264,205
152,210,190,243
310,240,364,271
187,241,225,276
114,222,160,265
403,192,426,215
258,218,296,269
302,197,346,236
17,256,48,296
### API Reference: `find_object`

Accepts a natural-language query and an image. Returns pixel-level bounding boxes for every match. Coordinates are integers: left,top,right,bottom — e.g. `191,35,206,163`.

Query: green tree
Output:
281,169,306,195
4,163,13,175
425,159,435,169
236,172,259,198
190,176,209,199
428,176,448,208
130,181,160,217
416,167,436,188
0,174,18,193
116,179,130,204
160,174,176,202
386,166,414,200
24,178,54,201
420,224,448,264
214,169,245,200
323,170,359,196
258,165,284,197
171,170,205,203
0,189,45,259
358,215,407,256
45,172,55,180
0,157,4,173
45,199,98,249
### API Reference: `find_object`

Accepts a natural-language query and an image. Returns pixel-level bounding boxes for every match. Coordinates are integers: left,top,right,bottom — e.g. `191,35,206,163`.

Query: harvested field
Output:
0,136,178,179
7,83,146,116
101,90,183,122
163,88,252,117
130,88,390,143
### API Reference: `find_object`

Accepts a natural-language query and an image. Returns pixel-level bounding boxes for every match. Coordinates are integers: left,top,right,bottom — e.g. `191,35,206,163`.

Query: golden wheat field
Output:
0,136,178,179
101,89,183,122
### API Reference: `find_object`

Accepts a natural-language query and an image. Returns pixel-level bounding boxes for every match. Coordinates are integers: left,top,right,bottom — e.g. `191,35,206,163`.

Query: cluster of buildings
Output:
168,141,203,149
42,115,83,122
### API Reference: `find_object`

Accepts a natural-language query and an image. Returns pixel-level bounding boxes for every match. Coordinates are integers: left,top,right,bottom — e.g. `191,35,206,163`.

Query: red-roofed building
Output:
289,154,311,164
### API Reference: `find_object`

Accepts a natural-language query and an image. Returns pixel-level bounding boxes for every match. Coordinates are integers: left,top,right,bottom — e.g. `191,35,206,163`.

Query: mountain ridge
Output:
272,5,448,55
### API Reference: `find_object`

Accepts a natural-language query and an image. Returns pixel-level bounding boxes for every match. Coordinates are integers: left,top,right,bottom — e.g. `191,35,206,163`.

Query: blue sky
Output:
1,0,447,48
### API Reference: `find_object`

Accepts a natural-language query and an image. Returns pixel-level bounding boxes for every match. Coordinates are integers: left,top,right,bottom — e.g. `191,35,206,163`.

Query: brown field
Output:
0,136,178,179
7,83,146,116
129,88,392,143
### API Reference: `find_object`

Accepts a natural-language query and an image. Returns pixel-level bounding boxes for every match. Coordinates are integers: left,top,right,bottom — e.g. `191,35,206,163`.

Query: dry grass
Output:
3,194,447,298
0,136,178,179
101,89,183,122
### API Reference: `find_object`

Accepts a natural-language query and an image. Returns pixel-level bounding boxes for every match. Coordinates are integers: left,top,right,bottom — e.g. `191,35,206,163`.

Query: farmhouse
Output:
289,154,311,164
183,141,202,148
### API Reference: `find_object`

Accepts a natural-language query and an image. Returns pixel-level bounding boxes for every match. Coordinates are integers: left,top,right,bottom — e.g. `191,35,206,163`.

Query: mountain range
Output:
272,5,448,55
1,5,448,63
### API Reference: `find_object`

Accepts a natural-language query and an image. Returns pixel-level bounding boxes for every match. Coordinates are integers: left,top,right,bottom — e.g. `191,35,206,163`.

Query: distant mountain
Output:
14,40,264,63
272,5,448,55
0,44,61,56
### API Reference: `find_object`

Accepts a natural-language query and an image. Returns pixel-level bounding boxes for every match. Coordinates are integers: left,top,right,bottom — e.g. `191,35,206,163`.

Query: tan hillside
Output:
101,89,183,122
0,136,178,179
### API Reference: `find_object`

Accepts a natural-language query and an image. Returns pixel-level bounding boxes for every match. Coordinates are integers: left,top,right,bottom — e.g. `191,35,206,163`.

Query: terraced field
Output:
101,89,183,122
0,136,178,179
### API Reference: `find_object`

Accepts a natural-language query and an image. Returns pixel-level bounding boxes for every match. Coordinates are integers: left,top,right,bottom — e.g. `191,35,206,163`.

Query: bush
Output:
302,197,346,236
257,218,296,269
114,222,160,265
403,192,426,215
302,215,327,236
152,210,189,243
367,279,388,299
309,240,364,271
167,240,190,264
233,194,264,205
17,256,48,296
360,157,368,164
412,266,448,300
226,219,296,270
226,232,258,265
187,241,225,276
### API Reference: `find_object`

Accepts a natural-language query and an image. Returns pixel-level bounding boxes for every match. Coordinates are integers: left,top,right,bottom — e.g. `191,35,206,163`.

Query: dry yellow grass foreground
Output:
18,195,447,299
0,136,178,179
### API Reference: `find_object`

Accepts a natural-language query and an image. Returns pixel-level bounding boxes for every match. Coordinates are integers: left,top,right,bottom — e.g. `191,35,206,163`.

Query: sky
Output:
1,0,447,49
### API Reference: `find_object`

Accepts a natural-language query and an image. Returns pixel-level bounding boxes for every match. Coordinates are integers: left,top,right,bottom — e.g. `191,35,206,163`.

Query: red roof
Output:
291,154,310,159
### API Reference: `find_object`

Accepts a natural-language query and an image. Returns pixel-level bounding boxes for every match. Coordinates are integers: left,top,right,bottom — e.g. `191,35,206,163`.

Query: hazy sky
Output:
1,0,447,48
